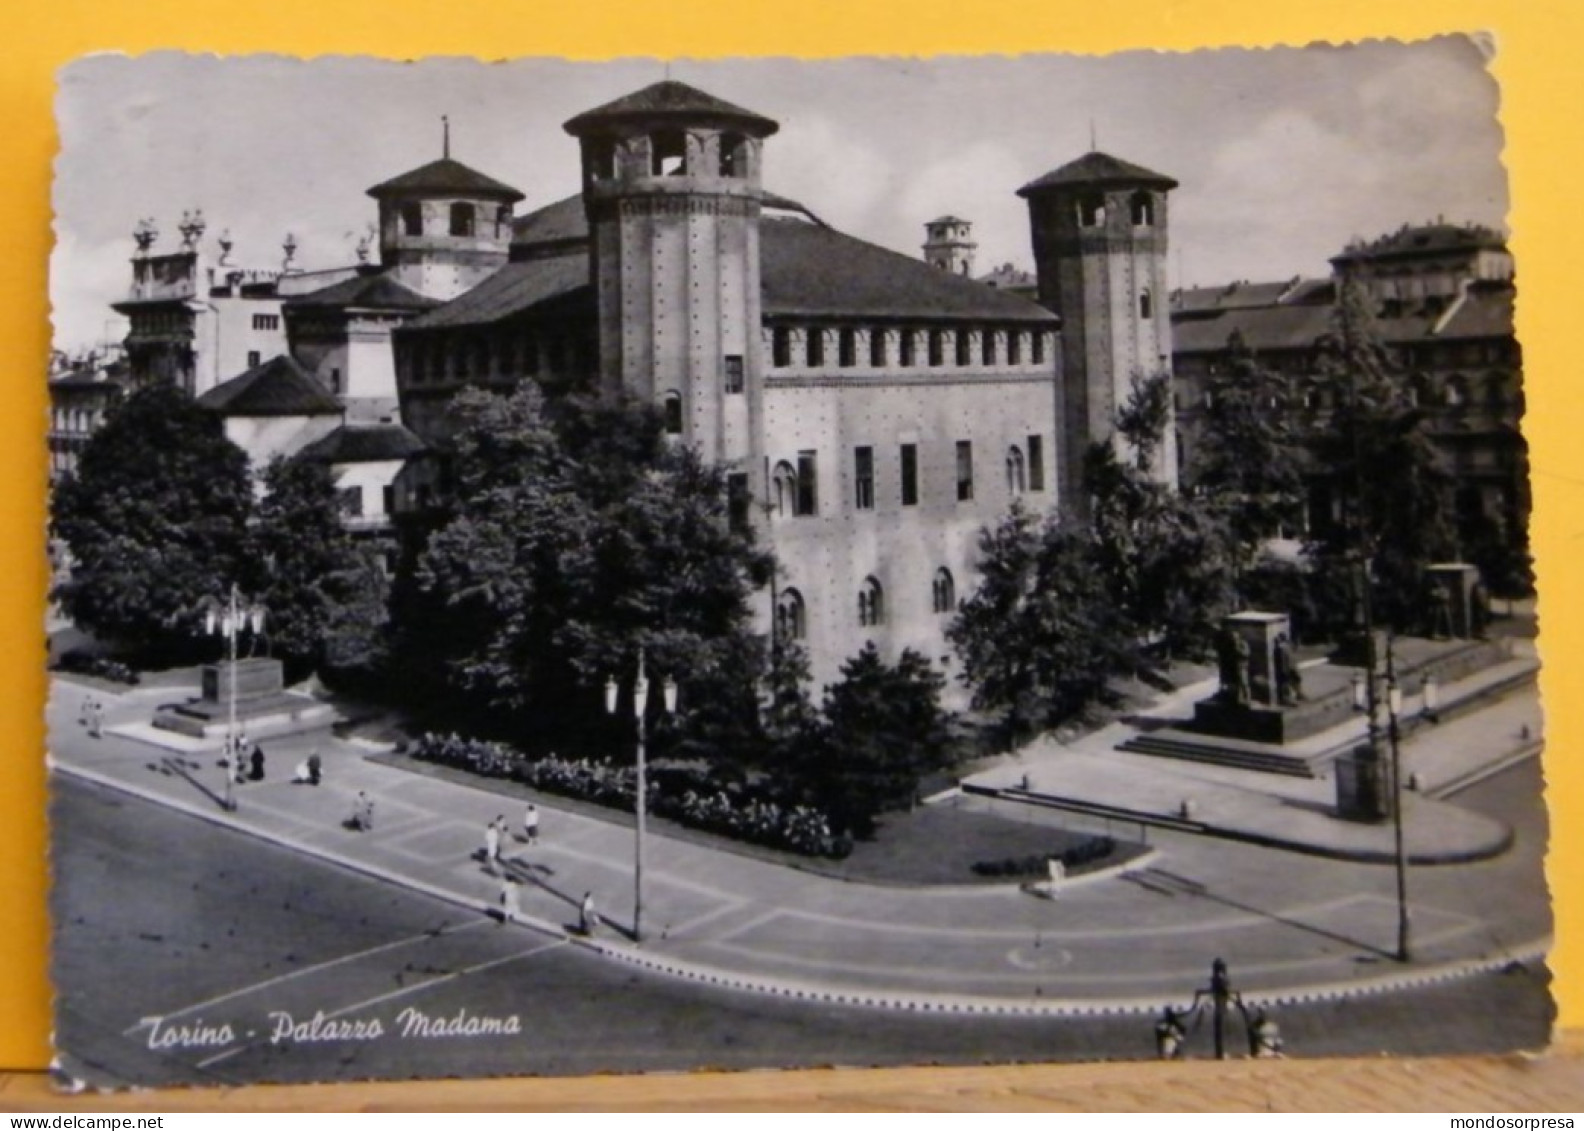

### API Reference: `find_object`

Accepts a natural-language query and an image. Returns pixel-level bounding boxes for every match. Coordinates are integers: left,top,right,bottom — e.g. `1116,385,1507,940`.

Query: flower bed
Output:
408,732,850,859
970,835,1117,878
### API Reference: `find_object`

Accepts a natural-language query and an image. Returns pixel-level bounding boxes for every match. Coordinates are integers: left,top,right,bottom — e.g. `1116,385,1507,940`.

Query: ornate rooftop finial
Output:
217,228,234,267
354,222,376,265
178,208,206,250
442,114,450,159
282,231,299,272
132,217,158,255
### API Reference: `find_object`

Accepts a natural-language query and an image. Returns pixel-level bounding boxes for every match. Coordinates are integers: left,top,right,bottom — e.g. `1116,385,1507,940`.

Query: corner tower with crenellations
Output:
563,81,779,479
1020,152,1179,502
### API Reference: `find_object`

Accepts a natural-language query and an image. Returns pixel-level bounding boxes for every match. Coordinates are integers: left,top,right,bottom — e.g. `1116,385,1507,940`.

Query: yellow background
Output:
3,0,1580,1075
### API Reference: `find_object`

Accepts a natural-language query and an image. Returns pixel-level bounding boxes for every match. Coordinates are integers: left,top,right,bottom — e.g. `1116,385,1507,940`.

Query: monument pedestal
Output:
153,657,336,742
1335,742,1393,821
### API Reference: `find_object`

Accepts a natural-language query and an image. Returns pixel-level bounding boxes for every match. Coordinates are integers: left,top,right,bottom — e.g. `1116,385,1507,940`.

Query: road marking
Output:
123,919,494,1035
193,937,568,1069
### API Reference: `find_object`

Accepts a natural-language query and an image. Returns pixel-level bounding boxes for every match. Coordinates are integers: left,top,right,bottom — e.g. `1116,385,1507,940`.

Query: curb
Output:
55,759,1549,1018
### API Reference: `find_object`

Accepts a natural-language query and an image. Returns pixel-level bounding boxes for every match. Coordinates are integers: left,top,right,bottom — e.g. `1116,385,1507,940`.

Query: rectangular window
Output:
1032,332,1045,365
955,329,971,367
330,367,342,394
727,472,751,532
956,441,974,501
869,329,887,368
339,486,363,517
1028,434,1045,492
246,350,261,369
795,450,818,517
900,443,918,507
806,329,824,368
838,328,856,368
724,354,745,394
251,313,279,332
382,485,396,515
899,330,915,368
928,329,944,367
772,327,791,368
854,446,874,511
981,331,996,366
1008,331,1022,365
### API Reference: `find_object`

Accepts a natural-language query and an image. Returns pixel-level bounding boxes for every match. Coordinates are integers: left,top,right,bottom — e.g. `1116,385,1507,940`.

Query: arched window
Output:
771,461,798,518
663,390,684,435
932,568,956,614
449,202,475,237
1006,445,1027,495
776,588,806,642
1139,288,1153,319
719,132,747,177
1130,191,1155,227
651,130,687,176
588,139,617,180
400,201,423,237
858,577,885,627
1077,194,1106,228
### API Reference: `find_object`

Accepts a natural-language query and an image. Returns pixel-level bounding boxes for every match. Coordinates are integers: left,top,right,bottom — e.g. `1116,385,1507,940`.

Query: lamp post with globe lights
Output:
205,584,266,812
605,648,676,943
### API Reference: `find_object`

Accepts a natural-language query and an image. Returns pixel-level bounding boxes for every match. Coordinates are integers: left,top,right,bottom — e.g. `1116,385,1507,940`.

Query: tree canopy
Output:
52,383,253,656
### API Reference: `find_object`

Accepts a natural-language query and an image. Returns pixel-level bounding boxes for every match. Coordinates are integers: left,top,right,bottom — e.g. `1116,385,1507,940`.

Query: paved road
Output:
51,774,1554,1088
51,674,1553,1012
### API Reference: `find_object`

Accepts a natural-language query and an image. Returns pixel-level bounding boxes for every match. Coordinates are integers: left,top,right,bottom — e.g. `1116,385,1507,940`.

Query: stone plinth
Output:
201,657,284,705
1334,743,1393,821
1225,611,1291,707
1428,562,1481,639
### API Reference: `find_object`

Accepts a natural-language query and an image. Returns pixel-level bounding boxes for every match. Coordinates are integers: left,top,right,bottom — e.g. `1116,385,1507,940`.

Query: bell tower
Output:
366,127,524,303
1020,152,1179,500
923,215,977,277
563,81,779,471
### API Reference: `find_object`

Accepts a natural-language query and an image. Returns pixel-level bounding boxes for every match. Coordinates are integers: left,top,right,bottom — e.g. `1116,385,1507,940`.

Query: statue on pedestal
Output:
1216,627,1251,706
1273,633,1303,706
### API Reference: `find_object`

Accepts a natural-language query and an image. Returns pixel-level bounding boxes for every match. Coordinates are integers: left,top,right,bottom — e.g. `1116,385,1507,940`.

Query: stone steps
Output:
1116,731,1322,778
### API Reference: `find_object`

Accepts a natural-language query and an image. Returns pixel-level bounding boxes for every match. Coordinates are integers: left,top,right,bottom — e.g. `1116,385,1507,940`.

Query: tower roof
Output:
1017,151,1178,197
563,80,779,138
366,157,525,203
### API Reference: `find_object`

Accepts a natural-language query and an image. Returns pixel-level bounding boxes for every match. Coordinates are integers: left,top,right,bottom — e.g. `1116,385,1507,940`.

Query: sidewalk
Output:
963,649,1540,864
48,673,1550,1016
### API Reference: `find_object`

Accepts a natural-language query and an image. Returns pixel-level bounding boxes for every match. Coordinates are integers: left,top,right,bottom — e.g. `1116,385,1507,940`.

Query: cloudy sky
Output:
52,39,1506,351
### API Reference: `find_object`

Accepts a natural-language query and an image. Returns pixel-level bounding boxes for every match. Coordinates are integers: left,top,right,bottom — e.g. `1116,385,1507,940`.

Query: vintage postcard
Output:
46,42,1551,1088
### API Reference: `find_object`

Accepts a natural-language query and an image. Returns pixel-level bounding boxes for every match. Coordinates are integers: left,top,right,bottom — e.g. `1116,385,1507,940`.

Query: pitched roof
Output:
405,252,592,330
1172,278,1327,315
445,199,1055,328
563,80,778,138
1428,284,1515,342
760,219,1055,322
297,423,426,464
284,271,440,312
1018,151,1178,196
196,355,343,417
366,157,525,202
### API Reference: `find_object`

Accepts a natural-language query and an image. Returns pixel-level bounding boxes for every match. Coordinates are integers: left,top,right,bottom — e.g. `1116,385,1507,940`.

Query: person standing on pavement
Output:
579,890,598,936
484,817,501,867
522,803,539,846
499,875,521,924
87,698,103,739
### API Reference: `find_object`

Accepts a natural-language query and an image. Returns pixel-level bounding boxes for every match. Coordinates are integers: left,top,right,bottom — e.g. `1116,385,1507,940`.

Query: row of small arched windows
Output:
398,201,512,240
774,569,957,642
586,131,753,180
771,325,1046,370
1076,191,1156,229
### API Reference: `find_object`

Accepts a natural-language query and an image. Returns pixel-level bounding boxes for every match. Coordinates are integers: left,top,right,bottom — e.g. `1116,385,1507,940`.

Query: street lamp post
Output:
205,584,265,813
1154,958,1282,1060
605,648,676,944
1383,641,1412,963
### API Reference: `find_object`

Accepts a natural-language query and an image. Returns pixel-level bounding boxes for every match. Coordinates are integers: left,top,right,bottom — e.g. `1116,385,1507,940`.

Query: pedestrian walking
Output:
522,803,539,845
86,699,103,739
234,732,251,783
248,742,266,782
499,876,521,924
579,890,598,936
349,791,374,831
484,817,501,866
292,751,322,786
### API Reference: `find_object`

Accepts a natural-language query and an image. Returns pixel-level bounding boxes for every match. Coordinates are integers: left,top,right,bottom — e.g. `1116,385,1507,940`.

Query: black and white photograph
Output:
45,41,1551,1089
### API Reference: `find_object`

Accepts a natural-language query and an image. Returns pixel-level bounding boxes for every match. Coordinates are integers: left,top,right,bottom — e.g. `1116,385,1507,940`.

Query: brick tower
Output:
1020,152,1179,501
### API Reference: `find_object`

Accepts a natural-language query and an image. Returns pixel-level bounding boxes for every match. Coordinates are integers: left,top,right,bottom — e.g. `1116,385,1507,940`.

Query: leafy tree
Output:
251,456,388,679
813,643,954,835
1187,330,1307,587
1306,281,1457,632
408,386,774,751
51,384,253,656
948,503,1131,740
1089,374,1235,660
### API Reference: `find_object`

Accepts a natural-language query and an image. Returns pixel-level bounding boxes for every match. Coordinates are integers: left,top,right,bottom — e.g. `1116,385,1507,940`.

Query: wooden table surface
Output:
1,1034,1580,1111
